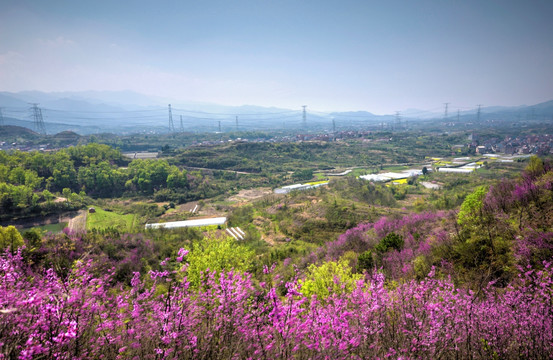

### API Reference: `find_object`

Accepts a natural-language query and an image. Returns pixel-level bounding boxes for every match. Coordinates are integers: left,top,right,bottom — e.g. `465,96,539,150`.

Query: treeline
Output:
172,142,385,173
170,133,477,174
0,144,227,220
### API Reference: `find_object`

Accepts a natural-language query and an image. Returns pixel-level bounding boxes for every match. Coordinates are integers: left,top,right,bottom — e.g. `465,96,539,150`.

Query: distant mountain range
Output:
1,90,552,135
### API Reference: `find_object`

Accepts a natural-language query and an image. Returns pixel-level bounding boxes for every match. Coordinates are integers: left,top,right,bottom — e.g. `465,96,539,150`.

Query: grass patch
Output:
86,208,137,231
22,222,67,234
349,168,372,177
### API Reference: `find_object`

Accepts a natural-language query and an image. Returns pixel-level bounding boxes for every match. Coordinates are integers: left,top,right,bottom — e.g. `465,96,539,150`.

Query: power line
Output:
43,108,165,114
170,107,299,116
42,106,298,116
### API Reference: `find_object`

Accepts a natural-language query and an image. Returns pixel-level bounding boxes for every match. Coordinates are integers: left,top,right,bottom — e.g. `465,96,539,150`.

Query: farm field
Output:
86,208,138,231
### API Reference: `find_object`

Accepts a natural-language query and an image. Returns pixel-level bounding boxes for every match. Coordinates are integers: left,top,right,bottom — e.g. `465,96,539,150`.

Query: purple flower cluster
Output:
322,211,449,279
2,248,552,359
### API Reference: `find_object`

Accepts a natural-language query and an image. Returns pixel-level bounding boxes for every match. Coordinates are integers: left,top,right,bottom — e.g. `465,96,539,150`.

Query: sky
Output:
1,0,552,114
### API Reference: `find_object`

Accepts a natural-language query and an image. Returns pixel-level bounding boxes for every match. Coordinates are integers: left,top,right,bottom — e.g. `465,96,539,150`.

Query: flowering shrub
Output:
1,247,552,359
320,211,448,280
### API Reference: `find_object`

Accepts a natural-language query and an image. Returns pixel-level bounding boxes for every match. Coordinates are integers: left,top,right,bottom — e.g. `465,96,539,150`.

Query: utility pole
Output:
476,104,482,124
30,103,46,135
443,103,449,121
168,104,174,132
302,105,307,129
395,111,401,130
180,115,184,133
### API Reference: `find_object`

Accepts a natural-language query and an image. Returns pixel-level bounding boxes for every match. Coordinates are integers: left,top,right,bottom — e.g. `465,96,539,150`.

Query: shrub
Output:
375,232,404,253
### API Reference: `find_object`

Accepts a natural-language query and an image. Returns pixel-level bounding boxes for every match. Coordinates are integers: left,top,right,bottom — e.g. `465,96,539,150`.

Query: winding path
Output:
67,210,87,233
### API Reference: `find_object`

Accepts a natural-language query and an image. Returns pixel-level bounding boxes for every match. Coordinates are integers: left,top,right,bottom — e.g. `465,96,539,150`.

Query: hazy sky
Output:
1,0,552,114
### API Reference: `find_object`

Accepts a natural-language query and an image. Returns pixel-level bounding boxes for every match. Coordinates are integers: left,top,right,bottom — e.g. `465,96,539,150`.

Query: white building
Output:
146,217,227,229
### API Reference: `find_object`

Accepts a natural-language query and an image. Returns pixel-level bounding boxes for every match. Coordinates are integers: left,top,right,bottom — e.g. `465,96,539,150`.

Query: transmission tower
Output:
302,105,307,128
443,103,449,121
30,103,46,134
0,107,4,126
457,109,460,122
476,104,482,123
218,121,221,132
180,115,184,133
235,116,238,131
395,111,401,130
168,104,175,132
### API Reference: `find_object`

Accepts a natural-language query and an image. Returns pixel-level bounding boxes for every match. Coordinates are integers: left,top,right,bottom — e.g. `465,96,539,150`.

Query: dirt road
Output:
67,210,87,233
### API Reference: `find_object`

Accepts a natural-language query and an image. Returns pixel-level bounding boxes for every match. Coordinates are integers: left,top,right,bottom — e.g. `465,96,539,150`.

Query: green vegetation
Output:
185,236,254,287
299,259,363,299
0,225,24,251
21,222,67,234
375,232,404,253
86,208,137,231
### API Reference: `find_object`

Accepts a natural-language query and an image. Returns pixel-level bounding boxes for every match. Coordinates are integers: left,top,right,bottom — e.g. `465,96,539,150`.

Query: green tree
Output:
299,259,362,300
292,169,314,181
42,189,55,204
23,228,42,249
457,186,488,226
375,232,404,253
166,167,189,189
0,225,24,251
525,155,544,178
51,152,77,191
357,250,374,272
185,236,254,287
